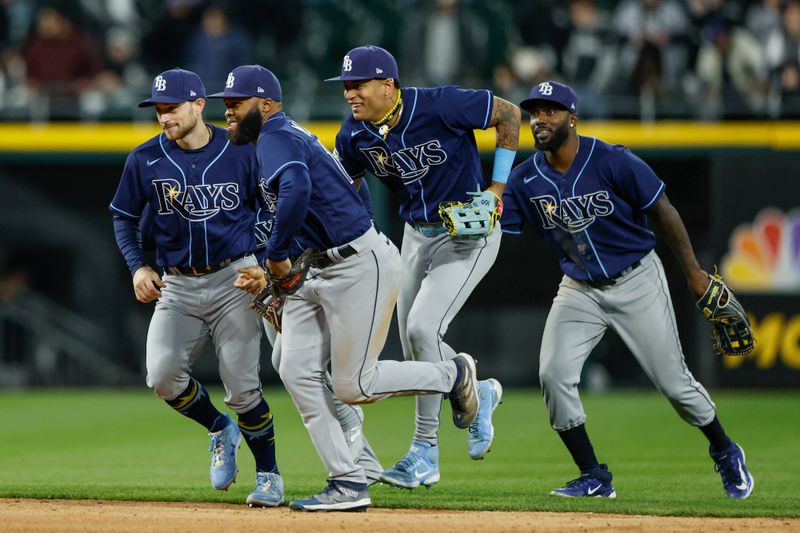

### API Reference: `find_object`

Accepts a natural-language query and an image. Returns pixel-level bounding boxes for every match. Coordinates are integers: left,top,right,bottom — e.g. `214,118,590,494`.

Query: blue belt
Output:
411,221,447,238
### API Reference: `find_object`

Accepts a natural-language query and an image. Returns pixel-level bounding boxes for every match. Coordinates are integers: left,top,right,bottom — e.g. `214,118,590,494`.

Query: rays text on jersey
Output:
358,140,447,184
152,178,241,221
531,192,614,233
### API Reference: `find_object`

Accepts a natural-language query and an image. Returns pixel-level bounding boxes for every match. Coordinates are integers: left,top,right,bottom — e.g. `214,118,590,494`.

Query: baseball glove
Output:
265,248,315,295
696,272,755,356
250,285,284,332
249,248,315,331
439,190,503,240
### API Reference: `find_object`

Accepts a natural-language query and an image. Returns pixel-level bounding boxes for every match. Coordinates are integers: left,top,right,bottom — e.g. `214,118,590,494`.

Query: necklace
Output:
371,93,403,140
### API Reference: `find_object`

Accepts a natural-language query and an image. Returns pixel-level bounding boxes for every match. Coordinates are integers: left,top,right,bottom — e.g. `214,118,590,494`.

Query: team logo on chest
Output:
359,140,447,184
531,192,614,232
152,178,241,221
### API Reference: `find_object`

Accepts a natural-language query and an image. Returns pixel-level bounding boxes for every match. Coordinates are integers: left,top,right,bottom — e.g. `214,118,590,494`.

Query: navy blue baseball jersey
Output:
334,86,494,224
110,124,262,269
502,136,665,281
255,177,375,259
257,112,371,261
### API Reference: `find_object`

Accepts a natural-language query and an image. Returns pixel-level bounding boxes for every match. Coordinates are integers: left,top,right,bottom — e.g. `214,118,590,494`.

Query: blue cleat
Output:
710,441,754,499
550,464,616,498
468,378,503,460
208,413,242,490
380,441,440,489
246,471,284,507
289,480,370,512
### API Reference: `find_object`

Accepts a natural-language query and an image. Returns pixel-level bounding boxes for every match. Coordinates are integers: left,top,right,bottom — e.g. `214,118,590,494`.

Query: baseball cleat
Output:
289,480,371,512
208,413,242,490
467,378,503,459
449,353,480,429
550,464,616,498
380,441,440,489
710,441,754,499
246,471,284,507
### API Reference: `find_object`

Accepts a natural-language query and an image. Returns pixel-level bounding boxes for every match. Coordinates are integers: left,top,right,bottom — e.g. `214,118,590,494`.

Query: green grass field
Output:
1,387,797,517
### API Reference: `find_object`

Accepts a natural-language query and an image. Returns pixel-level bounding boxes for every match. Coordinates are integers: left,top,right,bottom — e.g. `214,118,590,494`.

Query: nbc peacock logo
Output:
720,208,800,293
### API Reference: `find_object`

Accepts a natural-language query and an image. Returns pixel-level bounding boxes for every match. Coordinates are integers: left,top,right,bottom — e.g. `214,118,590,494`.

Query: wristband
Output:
491,147,516,184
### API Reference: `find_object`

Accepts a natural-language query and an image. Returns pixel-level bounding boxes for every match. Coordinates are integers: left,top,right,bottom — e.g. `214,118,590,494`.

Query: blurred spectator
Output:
695,17,768,119
22,4,104,120
511,0,569,73
765,0,800,117
185,4,251,91
88,26,149,117
1,0,37,49
495,46,554,106
140,0,202,73
560,0,617,118
230,0,304,77
400,0,491,86
613,0,690,119
78,0,143,33
492,62,527,104
746,0,783,39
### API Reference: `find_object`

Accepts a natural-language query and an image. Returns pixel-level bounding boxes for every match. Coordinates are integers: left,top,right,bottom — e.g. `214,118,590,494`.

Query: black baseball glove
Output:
696,272,755,356
249,248,316,332
265,248,315,295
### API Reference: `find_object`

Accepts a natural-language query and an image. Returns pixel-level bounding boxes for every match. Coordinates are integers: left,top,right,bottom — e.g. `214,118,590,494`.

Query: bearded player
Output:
501,80,754,499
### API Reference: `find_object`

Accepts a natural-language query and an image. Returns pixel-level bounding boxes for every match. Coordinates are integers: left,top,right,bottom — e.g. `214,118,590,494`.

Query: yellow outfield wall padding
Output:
0,121,798,153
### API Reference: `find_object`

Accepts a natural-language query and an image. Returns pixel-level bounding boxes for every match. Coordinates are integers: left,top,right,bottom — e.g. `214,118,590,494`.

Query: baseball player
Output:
324,45,520,489
501,80,754,499
211,64,486,512
109,69,283,507
236,181,385,486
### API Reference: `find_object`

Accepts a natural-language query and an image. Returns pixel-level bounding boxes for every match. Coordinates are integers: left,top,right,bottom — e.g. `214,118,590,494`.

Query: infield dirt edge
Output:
2,498,799,532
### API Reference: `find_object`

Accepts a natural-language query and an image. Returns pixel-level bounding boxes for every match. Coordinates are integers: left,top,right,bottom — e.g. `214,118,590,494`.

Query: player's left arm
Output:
485,96,521,198
647,193,710,298
266,165,311,276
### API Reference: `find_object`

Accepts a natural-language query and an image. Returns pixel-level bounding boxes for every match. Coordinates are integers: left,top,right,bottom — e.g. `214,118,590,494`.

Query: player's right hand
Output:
133,266,165,303
687,268,711,299
235,266,267,294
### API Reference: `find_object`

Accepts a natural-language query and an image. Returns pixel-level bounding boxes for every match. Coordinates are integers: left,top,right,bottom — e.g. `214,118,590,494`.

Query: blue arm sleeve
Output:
357,179,375,221
265,164,311,261
254,246,268,264
112,215,147,275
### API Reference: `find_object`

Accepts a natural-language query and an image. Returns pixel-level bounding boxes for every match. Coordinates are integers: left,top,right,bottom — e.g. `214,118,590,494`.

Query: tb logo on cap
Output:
226,73,235,89
154,76,167,92
342,55,353,72
538,82,553,96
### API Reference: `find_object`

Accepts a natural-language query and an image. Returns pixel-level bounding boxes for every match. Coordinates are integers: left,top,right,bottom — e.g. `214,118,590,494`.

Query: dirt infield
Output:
2,499,799,532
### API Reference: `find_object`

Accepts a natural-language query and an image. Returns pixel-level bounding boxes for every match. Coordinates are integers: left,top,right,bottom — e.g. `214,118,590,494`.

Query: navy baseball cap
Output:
324,45,399,82
208,65,282,101
519,81,578,114
137,68,206,107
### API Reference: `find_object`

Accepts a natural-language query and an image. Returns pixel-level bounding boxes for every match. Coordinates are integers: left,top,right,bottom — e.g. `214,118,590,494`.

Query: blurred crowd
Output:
1,0,799,121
